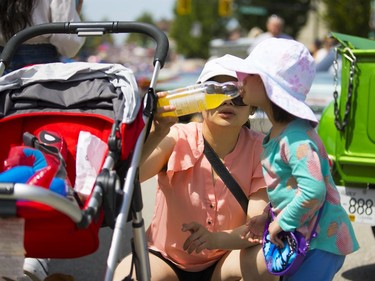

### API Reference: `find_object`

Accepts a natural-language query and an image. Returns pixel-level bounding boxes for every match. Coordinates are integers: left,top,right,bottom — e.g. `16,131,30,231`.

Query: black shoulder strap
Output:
203,138,248,213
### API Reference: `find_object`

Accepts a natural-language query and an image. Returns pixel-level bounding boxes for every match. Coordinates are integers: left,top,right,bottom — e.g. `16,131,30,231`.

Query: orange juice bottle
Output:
157,81,240,117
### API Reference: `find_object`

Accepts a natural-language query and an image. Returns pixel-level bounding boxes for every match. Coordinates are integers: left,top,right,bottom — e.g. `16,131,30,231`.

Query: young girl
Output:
216,38,359,281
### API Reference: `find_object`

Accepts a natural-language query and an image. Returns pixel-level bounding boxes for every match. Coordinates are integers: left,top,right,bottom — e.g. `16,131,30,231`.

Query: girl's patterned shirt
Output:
262,119,359,255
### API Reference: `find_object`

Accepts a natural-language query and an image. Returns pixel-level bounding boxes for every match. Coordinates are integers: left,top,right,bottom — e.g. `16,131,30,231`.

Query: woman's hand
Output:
153,92,178,135
182,222,214,254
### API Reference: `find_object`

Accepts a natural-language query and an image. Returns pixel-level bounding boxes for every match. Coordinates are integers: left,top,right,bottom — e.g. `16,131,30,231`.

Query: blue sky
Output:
84,0,175,22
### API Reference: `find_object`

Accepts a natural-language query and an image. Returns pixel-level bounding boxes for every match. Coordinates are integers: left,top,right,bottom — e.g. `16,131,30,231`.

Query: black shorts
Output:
149,249,218,281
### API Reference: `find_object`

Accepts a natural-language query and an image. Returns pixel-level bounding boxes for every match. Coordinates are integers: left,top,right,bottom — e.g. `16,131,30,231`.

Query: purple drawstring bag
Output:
262,206,323,276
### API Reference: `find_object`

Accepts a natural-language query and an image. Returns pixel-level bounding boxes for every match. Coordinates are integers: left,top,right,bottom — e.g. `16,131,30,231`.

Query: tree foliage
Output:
169,0,229,59
126,12,156,47
321,0,371,37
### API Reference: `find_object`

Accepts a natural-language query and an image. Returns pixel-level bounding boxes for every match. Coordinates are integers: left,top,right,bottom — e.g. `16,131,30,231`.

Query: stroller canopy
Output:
0,62,141,124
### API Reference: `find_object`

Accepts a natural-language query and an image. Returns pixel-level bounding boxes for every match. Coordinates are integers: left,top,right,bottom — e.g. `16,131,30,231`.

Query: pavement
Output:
49,177,375,281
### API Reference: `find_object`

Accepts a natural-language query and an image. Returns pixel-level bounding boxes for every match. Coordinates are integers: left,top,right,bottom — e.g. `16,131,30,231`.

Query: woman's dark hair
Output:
271,102,295,123
0,0,35,41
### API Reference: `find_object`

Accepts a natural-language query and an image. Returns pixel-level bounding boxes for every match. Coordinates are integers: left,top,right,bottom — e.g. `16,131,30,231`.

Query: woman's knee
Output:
113,255,133,281
240,244,262,267
114,253,179,281
240,245,278,281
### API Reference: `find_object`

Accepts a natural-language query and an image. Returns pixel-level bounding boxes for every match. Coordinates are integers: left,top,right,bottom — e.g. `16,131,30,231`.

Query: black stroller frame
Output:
0,22,169,281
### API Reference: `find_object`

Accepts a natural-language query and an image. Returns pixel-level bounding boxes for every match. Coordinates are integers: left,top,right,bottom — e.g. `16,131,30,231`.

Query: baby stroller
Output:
0,22,169,281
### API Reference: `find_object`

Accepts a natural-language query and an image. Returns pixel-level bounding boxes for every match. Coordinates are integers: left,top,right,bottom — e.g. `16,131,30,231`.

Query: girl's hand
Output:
241,211,269,243
182,222,214,254
268,219,284,248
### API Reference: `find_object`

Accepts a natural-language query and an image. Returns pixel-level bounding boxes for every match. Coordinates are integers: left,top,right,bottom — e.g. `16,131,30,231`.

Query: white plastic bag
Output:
74,131,107,196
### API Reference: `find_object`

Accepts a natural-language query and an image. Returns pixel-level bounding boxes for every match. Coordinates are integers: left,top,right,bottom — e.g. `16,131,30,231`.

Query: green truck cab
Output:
318,32,375,229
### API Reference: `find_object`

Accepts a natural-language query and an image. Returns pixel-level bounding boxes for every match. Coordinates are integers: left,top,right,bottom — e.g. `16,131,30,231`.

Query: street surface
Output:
49,177,375,280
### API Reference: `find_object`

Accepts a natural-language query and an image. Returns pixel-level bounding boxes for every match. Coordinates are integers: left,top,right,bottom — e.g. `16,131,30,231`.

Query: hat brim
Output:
215,55,318,125
214,55,256,80
264,77,318,125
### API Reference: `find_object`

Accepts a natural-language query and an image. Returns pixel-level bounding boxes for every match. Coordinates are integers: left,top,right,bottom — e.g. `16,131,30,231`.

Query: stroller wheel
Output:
23,258,49,281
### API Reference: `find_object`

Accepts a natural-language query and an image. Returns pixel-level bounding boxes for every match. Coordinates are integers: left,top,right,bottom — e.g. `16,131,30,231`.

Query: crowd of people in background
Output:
1,6,338,83
311,35,339,72
247,14,293,54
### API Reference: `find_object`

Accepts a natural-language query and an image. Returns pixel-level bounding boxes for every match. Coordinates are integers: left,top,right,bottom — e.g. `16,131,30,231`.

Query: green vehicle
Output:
318,32,375,234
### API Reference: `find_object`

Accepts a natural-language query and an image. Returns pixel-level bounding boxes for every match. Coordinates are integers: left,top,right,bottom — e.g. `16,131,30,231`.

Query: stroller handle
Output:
0,21,169,68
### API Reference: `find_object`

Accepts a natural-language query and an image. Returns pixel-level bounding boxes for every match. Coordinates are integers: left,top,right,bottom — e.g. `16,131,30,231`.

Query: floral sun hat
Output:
197,57,237,83
215,38,318,125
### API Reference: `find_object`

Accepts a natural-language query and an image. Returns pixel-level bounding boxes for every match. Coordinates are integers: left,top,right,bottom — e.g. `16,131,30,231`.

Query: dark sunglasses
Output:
231,96,247,106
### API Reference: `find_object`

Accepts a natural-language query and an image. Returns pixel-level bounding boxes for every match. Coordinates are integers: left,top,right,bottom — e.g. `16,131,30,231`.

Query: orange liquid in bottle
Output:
157,82,240,117
158,92,235,117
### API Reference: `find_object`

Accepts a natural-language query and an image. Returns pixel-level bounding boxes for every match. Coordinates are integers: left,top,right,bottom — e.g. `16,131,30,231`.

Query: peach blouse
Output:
147,122,265,271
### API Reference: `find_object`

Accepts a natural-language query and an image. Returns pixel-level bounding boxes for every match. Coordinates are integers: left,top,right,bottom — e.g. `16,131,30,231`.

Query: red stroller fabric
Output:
0,62,144,258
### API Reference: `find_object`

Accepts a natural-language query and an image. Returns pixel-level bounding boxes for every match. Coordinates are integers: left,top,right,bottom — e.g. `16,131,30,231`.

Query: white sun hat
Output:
215,38,318,125
197,57,237,83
